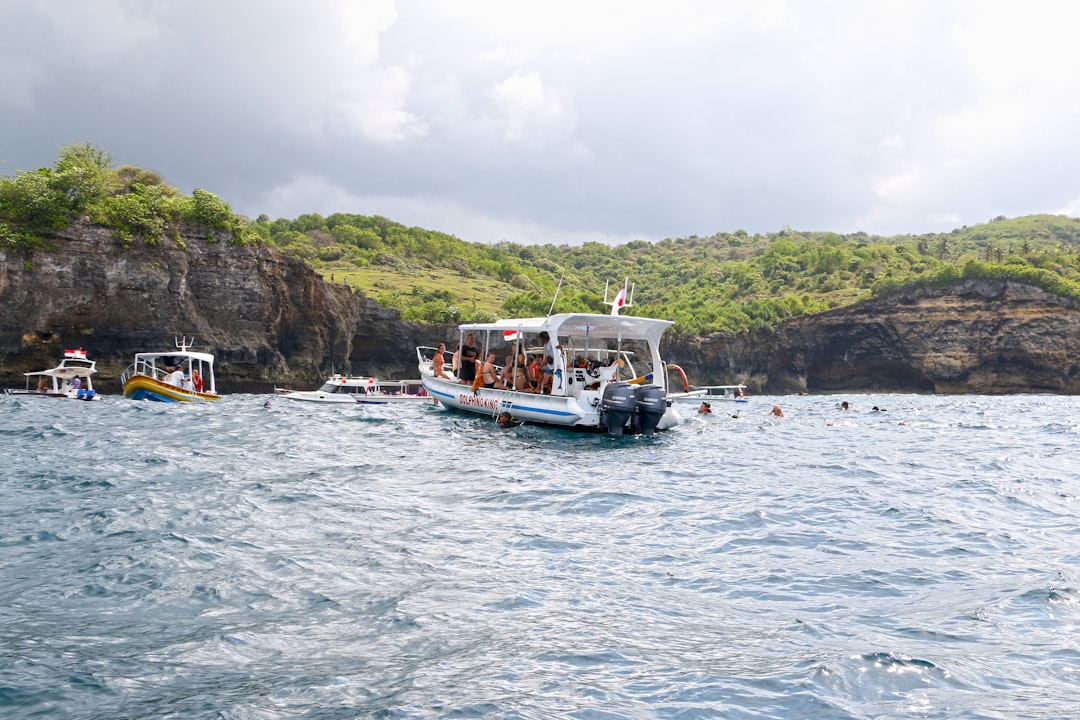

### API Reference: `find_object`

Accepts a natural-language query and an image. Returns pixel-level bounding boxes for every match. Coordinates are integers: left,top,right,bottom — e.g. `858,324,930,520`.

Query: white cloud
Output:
486,72,572,143
329,67,427,143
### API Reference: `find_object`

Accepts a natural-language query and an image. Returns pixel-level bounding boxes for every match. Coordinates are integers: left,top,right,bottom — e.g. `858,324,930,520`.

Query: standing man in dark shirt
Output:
458,333,481,384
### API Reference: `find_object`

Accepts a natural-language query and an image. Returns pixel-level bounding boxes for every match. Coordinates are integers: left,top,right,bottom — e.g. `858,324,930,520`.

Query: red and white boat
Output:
5,349,99,400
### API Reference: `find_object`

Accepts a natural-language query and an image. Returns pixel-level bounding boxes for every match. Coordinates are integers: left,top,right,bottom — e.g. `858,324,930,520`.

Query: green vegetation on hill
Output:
261,212,1080,334
5,144,1080,334
0,143,258,249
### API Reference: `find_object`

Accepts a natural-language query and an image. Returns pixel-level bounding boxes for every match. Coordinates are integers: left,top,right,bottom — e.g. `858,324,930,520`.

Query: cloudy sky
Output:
2,0,1079,246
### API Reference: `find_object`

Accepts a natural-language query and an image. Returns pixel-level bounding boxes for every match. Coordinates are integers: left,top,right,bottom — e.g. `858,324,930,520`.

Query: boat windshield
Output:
318,382,342,393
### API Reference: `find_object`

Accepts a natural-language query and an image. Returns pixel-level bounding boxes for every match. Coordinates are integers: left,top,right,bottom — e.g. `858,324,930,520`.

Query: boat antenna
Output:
175,336,194,352
547,276,564,316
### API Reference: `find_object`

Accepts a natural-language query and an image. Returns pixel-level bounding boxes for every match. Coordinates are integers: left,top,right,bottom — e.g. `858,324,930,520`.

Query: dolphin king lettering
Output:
459,393,499,410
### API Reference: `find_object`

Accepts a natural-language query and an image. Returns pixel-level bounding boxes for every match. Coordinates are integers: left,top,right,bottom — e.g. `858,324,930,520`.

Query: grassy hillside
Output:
5,144,1080,335
262,212,1080,334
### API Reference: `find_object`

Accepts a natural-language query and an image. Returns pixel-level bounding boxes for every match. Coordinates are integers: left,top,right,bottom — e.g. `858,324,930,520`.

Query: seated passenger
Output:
526,356,543,393
512,352,531,391
481,351,504,389
540,355,554,394
499,353,514,387
432,343,451,379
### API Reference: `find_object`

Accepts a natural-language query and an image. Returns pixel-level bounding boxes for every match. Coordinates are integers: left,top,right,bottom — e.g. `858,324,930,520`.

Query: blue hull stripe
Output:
429,386,579,418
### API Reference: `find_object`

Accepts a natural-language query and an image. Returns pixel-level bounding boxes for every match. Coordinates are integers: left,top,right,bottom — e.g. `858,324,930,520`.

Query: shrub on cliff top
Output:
91,183,184,244
0,168,70,231
0,143,258,248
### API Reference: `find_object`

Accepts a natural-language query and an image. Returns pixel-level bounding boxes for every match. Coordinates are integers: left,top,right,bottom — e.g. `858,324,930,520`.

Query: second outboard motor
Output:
601,381,635,435
633,384,667,436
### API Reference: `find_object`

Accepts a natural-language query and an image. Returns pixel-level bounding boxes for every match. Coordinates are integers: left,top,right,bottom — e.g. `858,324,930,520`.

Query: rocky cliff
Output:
0,220,448,393
668,278,1080,394
3,221,1078,395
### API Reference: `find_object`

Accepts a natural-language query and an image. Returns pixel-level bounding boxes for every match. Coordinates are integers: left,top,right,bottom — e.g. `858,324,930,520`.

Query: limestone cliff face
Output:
667,279,1080,394
0,220,448,393
3,221,1078,395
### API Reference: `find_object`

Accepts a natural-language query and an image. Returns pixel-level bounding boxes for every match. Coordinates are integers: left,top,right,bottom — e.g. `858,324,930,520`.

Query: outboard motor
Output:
600,381,635,435
633,384,667,436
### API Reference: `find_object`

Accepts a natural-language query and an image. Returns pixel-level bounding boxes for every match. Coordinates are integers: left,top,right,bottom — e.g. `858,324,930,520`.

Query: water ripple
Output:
2,393,1080,718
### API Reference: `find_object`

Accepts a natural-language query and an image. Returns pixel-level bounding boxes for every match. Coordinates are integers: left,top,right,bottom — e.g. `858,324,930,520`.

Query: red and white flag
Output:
609,284,628,315
503,330,519,342
64,348,87,359
614,285,627,309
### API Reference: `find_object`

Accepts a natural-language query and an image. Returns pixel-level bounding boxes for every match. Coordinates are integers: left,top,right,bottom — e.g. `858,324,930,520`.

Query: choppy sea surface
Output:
2,392,1079,719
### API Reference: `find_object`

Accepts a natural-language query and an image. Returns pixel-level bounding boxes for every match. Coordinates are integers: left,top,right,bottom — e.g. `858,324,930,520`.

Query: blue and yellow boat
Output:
120,337,219,402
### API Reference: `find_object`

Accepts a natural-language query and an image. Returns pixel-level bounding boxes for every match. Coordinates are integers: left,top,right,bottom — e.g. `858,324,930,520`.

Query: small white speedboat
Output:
276,375,436,404
668,384,749,405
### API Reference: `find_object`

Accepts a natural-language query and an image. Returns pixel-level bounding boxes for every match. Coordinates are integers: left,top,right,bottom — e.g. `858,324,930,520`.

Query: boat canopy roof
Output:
133,350,215,365
459,313,674,346
24,358,97,379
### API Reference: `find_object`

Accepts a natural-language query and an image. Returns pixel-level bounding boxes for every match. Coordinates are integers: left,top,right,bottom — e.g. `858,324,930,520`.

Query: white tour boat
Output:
5,348,99,400
276,375,435,404
416,284,683,434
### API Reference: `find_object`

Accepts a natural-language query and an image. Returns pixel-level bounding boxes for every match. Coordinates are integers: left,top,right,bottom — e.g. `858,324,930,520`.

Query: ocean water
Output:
2,393,1079,719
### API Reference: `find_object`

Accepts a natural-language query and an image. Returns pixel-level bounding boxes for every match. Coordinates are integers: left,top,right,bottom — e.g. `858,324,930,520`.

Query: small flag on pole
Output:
613,285,627,309
503,330,519,342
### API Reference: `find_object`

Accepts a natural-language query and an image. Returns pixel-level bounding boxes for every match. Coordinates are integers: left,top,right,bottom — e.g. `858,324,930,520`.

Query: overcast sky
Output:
3,1,1079,246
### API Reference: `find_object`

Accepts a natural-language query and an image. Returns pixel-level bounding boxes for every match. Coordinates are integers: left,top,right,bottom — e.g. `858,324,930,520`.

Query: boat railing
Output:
119,363,137,386
120,358,165,385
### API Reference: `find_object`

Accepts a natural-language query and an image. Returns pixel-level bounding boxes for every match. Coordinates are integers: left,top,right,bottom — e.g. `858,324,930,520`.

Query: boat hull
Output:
669,393,748,404
355,396,437,405
122,375,219,402
423,376,679,431
426,382,585,426
5,389,98,400
277,391,358,403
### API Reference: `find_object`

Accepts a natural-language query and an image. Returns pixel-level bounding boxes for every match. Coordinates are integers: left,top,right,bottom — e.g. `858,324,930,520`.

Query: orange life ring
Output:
666,364,690,393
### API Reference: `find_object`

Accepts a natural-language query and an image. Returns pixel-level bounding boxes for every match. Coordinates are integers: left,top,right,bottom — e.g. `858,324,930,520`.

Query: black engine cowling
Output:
600,382,635,435
633,384,667,436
